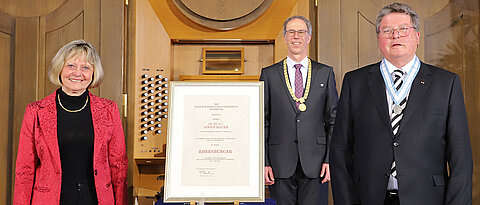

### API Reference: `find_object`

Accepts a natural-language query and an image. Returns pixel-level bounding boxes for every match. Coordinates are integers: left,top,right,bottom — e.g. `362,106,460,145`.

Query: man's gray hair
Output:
283,15,312,37
375,2,420,35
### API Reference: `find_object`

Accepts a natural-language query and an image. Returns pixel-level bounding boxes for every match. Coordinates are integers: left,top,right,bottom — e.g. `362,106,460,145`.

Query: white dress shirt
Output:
286,56,308,92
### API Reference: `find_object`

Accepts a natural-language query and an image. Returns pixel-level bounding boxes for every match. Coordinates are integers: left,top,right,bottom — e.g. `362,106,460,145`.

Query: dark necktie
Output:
389,69,405,188
294,64,303,109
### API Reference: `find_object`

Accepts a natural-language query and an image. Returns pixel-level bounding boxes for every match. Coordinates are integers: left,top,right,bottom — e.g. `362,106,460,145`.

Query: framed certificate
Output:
164,81,264,203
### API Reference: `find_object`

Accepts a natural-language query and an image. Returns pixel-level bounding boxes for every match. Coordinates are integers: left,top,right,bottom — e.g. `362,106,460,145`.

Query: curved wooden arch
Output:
172,0,273,30
0,0,66,18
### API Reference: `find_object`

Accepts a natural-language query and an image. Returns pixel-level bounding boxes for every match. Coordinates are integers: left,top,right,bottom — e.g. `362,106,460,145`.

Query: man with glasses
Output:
330,3,472,205
260,15,338,205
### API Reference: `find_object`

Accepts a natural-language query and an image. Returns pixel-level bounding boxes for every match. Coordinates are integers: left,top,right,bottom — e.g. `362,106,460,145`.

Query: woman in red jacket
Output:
14,39,128,205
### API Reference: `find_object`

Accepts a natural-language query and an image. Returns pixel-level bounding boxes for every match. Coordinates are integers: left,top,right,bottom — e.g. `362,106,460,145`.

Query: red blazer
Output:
14,91,128,205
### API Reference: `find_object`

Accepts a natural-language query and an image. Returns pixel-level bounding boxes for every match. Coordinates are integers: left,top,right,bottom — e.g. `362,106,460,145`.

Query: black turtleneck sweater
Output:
56,89,95,184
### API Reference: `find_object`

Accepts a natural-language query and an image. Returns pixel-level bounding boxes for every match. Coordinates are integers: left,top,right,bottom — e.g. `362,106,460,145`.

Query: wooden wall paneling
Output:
309,0,317,61
424,1,480,203
44,0,85,98
81,0,100,98
342,0,384,73
255,44,275,73
136,0,171,72
465,7,480,203
357,10,382,67
126,0,137,203
172,44,202,78
405,0,453,61
0,32,12,205
0,11,13,205
274,32,287,63
318,0,341,92
317,1,341,203
0,0,66,18
84,0,100,48
273,0,309,63
424,7,464,84
467,11,480,205
38,17,46,104
44,13,84,97
82,0,100,97
339,0,359,80
0,11,14,33
45,0,83,33
99,0,125,112
83,0,101,97
12,16,40,199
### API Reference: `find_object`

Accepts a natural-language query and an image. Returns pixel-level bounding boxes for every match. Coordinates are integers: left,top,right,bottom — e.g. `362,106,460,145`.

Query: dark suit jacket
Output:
260,58,338,178
330,62,473,205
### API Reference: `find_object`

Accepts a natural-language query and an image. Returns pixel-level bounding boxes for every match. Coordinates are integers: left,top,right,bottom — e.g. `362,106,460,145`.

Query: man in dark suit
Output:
260,15,338,205
330,3,472,205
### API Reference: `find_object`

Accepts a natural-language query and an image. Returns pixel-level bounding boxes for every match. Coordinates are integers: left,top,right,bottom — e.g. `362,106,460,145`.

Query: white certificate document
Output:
182,95,250,186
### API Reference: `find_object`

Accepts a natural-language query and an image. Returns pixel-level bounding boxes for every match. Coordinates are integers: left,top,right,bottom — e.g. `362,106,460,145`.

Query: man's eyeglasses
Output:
286,29,308,37
378,26,415,38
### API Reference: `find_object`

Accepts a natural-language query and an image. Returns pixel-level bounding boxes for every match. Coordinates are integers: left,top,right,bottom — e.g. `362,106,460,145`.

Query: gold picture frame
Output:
202,48,245,75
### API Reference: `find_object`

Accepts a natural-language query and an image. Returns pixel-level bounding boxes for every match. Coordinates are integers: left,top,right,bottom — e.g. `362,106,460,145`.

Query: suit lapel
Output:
37,92,62,171
309,58,319,92
397,63,432,136
367,63,393,135
276,59,299,113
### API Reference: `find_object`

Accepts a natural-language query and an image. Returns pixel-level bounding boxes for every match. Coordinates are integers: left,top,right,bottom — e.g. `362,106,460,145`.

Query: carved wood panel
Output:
424,3,465,87
44,12,85,96
424,2,480,203
357,11,383,67
179,0,264,20
0,0,66,17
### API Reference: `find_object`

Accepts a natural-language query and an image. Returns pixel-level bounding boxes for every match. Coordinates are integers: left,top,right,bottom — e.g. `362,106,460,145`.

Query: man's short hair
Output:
283,15,313,37
375,2,420,35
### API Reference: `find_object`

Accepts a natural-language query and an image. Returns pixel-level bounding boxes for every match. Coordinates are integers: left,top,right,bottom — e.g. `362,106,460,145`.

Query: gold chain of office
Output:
283,58,312,112
57,94,89,113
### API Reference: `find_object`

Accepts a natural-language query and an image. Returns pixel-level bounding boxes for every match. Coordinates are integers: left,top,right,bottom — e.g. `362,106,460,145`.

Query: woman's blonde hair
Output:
48,39,104,88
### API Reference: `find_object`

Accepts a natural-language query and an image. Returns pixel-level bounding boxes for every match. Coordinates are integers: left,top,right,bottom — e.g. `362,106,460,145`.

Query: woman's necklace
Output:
283,58,312,112
57,94,89,113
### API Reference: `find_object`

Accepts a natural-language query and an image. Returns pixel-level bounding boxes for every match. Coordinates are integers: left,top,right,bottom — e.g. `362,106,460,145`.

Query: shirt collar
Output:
286,56,309,70
384,55,417,75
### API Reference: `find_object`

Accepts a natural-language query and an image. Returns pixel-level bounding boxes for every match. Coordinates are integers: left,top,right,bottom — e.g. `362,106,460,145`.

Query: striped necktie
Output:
389,69,405,189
